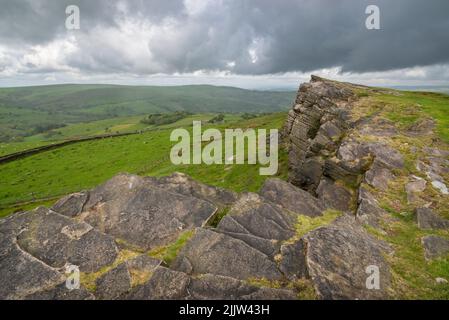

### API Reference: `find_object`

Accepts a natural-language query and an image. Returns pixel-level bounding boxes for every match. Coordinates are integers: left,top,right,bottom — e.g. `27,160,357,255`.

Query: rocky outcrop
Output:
52,173,217,251
5,76,445,300
415,208,449,230
422,236,449,260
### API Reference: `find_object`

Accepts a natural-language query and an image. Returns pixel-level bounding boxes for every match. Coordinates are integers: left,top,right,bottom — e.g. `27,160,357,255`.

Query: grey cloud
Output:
0,0,448,76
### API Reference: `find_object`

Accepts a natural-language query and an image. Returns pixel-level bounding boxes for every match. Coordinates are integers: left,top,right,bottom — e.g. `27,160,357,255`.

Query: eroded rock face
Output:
422,236,449,260
0,208,115,299
145,172,238,208
302,215,392,299
172,228,282,281
316,178,353,212
415,208,449,230
260,178,325,217
284,76,353,192
54,173,217,250
16,208,118,273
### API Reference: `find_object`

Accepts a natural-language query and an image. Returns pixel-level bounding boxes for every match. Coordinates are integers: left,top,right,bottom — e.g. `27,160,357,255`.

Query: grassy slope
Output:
0,112,287,214
353,89,449,299
0,84,295,139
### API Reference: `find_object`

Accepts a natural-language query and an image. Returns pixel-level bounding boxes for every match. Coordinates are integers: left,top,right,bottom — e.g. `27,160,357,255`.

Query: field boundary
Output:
0,131,143,165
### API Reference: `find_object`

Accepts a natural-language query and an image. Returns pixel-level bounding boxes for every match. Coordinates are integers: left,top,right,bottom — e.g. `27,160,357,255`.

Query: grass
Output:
352,88,449,299
293,209,343,239
80,249,141,293
148,230,195,265
365,213,449,299
373,91,449,142
0,112,287,210
208,207,231,228
0,84,294,141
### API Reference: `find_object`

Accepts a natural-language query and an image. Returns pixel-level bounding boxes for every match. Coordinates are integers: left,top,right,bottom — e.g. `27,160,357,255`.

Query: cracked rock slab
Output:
145,172,238,207
415,208,449,230
61,173,217,251
422,236,449,260
16,207,118,273
302,215,392,300
217,192,296,241
188,274,297,300
260,178,325,217
171,228,282,281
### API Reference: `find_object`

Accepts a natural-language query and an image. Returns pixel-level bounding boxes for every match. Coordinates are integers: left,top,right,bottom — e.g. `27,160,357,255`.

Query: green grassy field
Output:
0,84,295,141
0,112,287,215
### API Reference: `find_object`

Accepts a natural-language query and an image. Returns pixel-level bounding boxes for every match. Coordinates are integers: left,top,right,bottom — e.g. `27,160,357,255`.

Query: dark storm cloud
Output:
0,0,448,75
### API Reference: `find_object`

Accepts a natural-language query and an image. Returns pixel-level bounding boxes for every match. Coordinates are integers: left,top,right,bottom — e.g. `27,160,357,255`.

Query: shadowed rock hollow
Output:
1,76,448,300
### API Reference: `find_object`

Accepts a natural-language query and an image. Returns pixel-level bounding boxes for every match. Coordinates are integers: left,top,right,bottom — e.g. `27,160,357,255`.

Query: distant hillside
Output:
0,84,295,141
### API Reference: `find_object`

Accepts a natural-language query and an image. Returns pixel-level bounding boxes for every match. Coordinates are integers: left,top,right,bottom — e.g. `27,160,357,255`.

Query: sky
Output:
0,0,449,89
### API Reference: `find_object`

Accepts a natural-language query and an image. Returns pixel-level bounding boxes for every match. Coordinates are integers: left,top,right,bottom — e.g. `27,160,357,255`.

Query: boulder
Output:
68,174,217,250
302,215,392,299
405,177,427,203
366,143,404,169
145,172,238,207
95,263,131,300
422,236,449,260
24,282,94,300
218,193,296,241
52,192,89,217
415,208,449,230
124,267,190,300
364,161,394,191
316,178,353,212
187,274,297,300
171,228,282,281
259,178,325,217
16,208,118,273
356,187,389,227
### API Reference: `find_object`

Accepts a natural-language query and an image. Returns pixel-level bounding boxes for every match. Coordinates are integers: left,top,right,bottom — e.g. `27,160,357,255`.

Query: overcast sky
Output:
1,0,449,89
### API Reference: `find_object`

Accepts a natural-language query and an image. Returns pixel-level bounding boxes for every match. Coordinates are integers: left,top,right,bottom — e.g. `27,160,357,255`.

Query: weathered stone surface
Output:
96,263,131,300
52,192,89,218
279,241,308,280
172,228,282,281
126,255,162,272
24,282,94,300
16,208,118,273
432,181,449,195
145,172,238,207
78,174,217,250
359,119,398,137
422,236,449,260
366,143,404,169
289,158,324,192
260,178,325,217
0,211,66,299
406,118,435,136
302,215,391,299
316,178,352,212
356,186,389,227
217,231,280,259
364,161,394,191
422,147,449,158
415,208,449,230
218,193,296,241
124,267,190,300
406,176,427,203
188,274,297,300
285,77,354,191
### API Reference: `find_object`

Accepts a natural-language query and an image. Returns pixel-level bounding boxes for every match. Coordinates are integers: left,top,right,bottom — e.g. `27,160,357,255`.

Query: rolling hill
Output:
0,84,295,141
